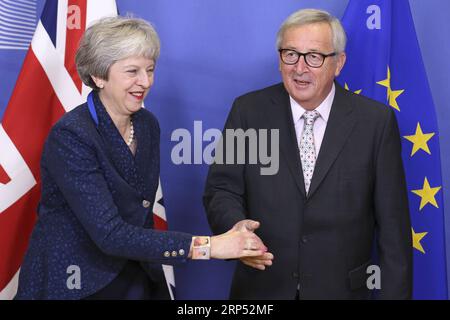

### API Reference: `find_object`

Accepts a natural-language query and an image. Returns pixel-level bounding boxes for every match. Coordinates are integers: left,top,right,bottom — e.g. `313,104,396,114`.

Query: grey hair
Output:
276,8,346,53
76,16,160,90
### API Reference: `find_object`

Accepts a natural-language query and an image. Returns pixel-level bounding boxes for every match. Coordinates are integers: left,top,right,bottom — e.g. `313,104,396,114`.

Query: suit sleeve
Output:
373,108,413,299
43,124,192,264
203,98,248,234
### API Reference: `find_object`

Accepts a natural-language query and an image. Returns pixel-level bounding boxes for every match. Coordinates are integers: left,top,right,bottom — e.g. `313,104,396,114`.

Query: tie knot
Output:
303,110,320,125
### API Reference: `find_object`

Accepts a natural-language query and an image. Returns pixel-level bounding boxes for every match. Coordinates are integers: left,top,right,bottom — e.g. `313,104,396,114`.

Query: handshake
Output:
189,220,274,271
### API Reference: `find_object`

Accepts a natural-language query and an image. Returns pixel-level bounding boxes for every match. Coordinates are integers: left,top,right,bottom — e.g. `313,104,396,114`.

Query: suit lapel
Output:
307,84,356,198
266,84,306,197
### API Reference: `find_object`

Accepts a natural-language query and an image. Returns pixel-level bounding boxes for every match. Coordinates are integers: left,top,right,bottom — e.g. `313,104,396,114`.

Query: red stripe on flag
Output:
65,0,87,93
2,50,65,179
153,213,168,230
0,184,40,290
0,50,65,291
0,165,11,184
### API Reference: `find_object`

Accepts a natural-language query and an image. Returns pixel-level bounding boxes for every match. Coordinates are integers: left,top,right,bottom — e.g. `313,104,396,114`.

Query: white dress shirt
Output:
290,83,335,158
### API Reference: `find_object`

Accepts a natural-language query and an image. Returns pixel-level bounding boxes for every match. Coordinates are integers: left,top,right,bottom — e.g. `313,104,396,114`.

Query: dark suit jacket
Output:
204,82,412,299
16,92,192,300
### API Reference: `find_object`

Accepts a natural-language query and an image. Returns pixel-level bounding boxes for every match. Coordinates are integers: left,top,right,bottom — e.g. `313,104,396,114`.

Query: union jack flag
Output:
0,0,175,300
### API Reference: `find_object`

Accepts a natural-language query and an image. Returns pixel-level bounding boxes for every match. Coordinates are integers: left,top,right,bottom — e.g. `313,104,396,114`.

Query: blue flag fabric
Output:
338,0,447,299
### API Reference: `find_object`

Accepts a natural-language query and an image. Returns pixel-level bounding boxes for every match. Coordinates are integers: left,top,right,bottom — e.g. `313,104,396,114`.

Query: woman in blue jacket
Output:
16,16,270,300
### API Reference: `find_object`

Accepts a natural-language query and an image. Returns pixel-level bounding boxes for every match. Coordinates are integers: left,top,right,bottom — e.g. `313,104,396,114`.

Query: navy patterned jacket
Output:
16,92,192,299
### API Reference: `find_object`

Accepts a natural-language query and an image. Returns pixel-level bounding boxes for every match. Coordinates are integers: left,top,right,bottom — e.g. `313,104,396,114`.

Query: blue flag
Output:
338,0,447,299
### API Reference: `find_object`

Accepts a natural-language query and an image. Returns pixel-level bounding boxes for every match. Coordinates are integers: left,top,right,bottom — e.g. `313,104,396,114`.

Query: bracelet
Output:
191,236,211,260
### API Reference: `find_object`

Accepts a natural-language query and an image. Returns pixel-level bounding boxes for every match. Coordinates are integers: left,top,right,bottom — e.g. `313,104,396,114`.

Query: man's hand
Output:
240,252,274,270
231,219,261,232
232,219,274,270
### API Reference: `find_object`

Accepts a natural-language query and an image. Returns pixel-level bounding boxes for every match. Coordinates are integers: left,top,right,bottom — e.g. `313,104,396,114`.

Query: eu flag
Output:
338,0,447,299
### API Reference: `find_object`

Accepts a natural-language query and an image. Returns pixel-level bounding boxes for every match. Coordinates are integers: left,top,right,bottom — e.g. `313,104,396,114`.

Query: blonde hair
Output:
76,16,160,90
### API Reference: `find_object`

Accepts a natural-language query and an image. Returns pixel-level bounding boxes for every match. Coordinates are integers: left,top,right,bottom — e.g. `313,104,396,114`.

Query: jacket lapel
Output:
307,83,356,198
93,93,143,192
266,84,306,197
132,109,155,198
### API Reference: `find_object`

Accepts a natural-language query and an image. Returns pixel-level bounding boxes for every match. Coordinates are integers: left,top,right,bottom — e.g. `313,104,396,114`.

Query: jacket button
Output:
179,249,185,256
171,251,178,257
142,200,151,208
301,236,308,244
163,251,170,257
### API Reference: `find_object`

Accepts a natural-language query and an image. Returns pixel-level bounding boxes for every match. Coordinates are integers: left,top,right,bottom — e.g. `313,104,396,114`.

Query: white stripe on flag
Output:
86,0,117,27
55,0,68,59
31,21,83,111
162,265,175,300
152,179,176,300
0,125,36,214
153,179,167,221
0,268,20,300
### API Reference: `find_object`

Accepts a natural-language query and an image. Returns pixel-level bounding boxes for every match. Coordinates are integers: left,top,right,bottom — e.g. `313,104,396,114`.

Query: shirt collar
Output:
290,82,335,124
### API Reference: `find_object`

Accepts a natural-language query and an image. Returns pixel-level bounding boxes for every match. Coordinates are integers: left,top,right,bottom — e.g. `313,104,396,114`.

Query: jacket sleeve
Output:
203,98,248,235
43,124,192,264
373,108,413,299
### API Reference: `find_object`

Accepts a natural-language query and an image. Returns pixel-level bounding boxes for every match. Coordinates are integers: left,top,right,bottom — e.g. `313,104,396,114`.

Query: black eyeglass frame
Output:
278,49,337,68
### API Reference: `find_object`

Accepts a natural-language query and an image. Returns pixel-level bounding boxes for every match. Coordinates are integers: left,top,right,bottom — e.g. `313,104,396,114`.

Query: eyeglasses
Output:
278,49,337,68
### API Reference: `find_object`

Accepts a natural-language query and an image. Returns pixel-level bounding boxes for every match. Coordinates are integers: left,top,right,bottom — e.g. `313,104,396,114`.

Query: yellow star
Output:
344,83,362,94
376,67,392,100
403,123,435,156
412,228,427,254
376,67,405,111
411,177,442,210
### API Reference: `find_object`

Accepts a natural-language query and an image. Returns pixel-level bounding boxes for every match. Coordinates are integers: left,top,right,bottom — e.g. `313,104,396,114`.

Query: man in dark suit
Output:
203,8,412,299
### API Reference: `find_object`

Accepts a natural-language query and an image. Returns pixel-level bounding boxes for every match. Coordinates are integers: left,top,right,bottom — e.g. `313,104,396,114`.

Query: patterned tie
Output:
299,110,320,194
